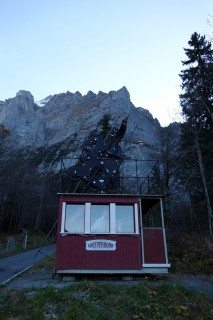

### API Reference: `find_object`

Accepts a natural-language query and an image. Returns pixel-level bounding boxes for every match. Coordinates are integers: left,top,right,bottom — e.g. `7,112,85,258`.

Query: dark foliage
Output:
179,32,213,234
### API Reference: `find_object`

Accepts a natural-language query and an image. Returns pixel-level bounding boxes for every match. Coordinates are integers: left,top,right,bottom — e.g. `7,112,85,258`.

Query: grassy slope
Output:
0,280,212,319
0,230,53,258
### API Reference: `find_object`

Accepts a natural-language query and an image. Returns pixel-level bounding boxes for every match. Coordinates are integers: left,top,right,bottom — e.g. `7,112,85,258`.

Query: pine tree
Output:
179,32,213,235
180,32,213,124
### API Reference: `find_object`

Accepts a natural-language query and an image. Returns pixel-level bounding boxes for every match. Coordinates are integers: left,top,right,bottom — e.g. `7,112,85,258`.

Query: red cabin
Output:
55,192,170,276
54,120,170,277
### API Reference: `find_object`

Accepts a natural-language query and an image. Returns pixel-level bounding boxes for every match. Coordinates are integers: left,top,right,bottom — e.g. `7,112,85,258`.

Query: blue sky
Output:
0,0,212,125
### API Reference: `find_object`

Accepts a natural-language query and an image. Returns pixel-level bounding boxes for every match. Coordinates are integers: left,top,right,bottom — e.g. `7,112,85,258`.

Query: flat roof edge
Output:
57,193,166,198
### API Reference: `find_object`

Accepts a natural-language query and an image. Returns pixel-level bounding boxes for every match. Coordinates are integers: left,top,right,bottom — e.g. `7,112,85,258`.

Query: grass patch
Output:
33,252,56,272
0,282,212,320
0,230,54,258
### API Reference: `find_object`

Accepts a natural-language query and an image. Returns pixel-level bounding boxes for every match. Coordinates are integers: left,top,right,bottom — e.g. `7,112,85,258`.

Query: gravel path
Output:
0,266,212,299
167,274,213,298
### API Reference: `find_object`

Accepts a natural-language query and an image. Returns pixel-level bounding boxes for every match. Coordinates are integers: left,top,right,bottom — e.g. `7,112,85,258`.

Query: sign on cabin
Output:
85,240,116,251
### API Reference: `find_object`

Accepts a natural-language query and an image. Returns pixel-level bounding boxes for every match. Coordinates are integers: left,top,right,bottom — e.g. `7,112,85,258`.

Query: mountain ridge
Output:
0,87,161,157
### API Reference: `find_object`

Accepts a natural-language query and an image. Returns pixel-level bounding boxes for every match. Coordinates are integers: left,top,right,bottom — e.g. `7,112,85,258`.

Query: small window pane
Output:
116,205,134,233
142,201,162,227
65,204,84,233
91,204,109,233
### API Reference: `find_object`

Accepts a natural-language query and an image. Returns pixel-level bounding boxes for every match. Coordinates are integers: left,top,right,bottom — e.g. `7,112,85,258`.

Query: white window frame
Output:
85,203,91,233
61,202,139,235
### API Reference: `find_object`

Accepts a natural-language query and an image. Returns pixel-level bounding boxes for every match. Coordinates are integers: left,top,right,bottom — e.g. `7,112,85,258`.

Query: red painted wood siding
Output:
59,194,139,204
55,234,142,270
56,195,142,270
143,228,166,264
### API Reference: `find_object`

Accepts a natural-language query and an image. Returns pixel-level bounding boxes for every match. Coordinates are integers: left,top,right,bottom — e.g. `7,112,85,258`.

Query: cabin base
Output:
53,265,170,278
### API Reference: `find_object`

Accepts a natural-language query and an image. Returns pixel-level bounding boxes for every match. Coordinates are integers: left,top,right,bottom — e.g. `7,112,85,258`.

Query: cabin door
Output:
141,198,169,265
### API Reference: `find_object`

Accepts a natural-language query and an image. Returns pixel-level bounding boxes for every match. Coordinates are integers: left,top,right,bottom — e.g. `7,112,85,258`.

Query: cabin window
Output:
116,205,134,233
64,204,85,233
142,201,162,228
62,202,139,234
90,204,110,233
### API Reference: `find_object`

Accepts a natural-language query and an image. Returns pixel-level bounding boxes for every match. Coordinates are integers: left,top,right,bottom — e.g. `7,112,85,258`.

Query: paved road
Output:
0,244,56,285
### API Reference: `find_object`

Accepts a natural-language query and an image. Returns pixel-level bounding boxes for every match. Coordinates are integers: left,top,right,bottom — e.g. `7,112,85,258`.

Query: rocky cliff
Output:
0,87,161,162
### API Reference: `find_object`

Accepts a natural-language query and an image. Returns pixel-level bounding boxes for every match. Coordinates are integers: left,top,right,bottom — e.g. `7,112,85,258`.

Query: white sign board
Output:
85,239,116,251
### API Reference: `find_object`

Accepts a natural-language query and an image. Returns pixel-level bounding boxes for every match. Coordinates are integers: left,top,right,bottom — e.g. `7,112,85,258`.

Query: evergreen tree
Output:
179,32,213,235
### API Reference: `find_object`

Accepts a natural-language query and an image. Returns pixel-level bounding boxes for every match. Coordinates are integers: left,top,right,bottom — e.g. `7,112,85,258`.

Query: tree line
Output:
160,32,213,235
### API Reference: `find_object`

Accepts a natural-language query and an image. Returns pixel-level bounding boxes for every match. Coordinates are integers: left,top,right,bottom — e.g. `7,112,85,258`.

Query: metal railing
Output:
59,158,163,195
